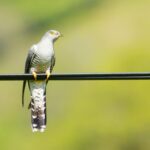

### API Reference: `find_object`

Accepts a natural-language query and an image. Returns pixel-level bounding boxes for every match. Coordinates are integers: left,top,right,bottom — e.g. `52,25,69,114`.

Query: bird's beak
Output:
59,33,63,37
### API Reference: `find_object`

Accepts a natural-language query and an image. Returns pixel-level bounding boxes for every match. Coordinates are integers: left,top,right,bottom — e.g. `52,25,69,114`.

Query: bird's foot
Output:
46,70,51,81
32,71,37,80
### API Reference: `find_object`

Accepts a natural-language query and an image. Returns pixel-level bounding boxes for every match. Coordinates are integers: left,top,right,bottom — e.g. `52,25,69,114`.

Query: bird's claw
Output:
46,70,51,81
32,71,37,80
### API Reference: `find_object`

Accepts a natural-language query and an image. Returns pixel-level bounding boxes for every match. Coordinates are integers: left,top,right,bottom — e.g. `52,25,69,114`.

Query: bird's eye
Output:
56,32,59,35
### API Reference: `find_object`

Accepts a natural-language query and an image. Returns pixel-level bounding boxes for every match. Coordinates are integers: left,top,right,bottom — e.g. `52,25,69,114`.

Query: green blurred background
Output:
0,0,150,149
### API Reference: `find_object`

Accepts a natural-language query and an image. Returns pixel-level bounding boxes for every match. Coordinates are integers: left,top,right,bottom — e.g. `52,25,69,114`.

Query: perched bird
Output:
22,30,61,132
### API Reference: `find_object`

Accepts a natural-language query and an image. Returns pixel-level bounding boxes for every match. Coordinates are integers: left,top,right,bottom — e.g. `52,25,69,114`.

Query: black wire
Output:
0,73,150,80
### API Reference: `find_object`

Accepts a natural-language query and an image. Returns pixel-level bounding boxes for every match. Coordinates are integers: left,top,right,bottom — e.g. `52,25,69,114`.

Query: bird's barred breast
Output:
31,54,51,73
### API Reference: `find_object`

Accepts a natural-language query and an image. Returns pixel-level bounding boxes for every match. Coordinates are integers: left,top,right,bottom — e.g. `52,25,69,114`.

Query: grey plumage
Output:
22,30,61,132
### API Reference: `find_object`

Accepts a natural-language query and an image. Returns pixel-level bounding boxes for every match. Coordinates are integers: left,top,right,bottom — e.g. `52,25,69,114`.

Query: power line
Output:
0,73,150,80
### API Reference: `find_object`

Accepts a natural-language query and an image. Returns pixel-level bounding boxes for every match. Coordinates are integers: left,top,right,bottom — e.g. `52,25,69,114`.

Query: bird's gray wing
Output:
22,50,36,107
50,55,56,73
46,55,56,85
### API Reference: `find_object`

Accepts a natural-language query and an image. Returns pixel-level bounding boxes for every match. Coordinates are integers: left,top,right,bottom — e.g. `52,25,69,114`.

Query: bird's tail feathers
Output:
30,88,46,132
22,80,26,107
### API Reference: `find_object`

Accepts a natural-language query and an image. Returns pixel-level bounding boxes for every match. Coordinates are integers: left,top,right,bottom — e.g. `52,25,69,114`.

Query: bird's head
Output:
46,30,62,41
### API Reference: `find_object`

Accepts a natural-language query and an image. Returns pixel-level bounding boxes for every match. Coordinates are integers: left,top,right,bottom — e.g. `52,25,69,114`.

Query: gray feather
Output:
50,55,55,73
22,47,36,107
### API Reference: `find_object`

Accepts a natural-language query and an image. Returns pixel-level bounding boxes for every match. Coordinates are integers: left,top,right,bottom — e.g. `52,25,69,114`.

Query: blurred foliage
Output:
0,0,150,150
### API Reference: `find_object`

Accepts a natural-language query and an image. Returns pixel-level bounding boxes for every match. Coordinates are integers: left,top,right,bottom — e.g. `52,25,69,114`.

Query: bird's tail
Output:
30,88,46,132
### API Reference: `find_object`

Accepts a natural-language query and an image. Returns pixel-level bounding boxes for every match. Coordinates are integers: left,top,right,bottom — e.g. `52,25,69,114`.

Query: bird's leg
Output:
46,69,51,81
31,68,37,80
